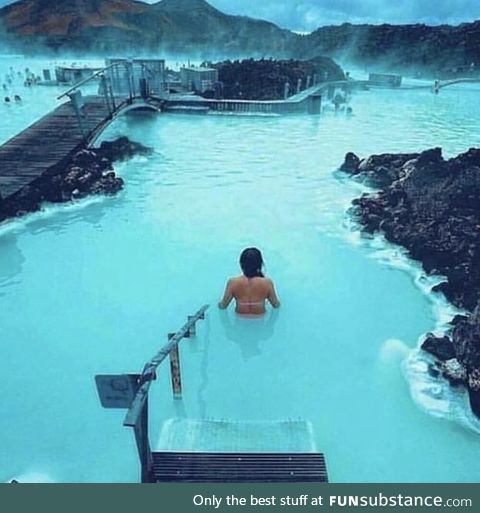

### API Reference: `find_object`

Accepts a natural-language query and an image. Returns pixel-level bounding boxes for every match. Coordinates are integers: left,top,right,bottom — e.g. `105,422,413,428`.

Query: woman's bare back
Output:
219,276,280,315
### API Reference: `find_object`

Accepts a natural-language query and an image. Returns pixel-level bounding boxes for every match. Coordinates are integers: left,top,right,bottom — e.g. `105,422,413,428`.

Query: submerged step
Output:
155,418,318,453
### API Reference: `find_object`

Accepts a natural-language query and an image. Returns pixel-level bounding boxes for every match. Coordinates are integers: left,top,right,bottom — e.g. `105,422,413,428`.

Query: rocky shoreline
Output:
340,148,480,418
0,137,151,223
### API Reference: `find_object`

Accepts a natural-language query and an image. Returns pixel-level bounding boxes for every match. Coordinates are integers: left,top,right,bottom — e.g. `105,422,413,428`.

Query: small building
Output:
368,73,402,88
180,66,219,93
105,58,166,98
55,65,101,85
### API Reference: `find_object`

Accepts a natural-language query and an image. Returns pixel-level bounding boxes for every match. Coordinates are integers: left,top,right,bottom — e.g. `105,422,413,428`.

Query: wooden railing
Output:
95,304,209,482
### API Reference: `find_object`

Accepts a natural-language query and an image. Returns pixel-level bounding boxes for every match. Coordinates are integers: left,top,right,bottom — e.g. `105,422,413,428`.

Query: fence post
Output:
107,76,116,111
133,397,153,483
68,90,87,140
126,61,134,101
168,334,182,398
187,316,196,337
100,74,113,115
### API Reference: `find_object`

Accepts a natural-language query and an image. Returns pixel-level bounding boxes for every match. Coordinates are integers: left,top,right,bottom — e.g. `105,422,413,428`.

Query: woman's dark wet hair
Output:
240,248,264,278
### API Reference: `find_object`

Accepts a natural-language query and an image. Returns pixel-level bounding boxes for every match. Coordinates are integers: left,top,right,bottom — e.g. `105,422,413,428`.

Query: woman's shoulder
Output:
254,276,274,288
228,276,244,286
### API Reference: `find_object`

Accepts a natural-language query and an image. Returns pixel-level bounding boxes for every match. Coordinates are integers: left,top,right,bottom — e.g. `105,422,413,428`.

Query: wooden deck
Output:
151,452,329,483
0,97,115,200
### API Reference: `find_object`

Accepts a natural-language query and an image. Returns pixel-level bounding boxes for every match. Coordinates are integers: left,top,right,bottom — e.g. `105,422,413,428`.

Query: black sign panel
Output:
95,374,140,409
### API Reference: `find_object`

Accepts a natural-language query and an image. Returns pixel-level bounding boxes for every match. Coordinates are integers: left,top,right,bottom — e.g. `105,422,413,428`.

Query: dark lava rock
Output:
97,136,153,162
427,364,441,378
341,146,480,418
467,368,480,417
341,147,480,311
450,314,470,326
340,152,361,174
452,311,480,370
421,333,456,361
355,152,420,188
0,137,150,221
208,57,345,101
469,389,480,418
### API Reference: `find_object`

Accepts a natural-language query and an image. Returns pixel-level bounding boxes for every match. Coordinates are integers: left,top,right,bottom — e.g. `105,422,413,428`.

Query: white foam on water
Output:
404,349,480,434
0,141,141,240
339,204,476,431
0,194,110,238
0,151,138,238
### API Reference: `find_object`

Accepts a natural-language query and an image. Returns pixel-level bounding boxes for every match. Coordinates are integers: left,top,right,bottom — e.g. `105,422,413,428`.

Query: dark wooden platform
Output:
151,452,329,483
0,96,115,199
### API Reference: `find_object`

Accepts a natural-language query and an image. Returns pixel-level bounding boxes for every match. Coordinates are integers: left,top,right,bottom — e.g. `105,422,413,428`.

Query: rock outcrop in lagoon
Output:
0,137,151,222
340,147,480,417
206,57,345,101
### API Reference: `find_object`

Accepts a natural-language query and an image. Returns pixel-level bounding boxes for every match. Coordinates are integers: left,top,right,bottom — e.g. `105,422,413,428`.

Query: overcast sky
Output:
1,0,480,32
206,0,480,31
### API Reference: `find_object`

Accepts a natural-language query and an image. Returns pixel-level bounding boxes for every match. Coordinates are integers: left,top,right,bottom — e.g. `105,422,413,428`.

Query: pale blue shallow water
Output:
1,58,480,482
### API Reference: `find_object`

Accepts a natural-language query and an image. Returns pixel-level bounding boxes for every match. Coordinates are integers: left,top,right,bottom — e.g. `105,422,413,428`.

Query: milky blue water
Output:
1,57,480,483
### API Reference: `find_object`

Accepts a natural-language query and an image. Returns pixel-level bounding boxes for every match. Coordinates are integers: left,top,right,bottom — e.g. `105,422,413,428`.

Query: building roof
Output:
182,66,217,73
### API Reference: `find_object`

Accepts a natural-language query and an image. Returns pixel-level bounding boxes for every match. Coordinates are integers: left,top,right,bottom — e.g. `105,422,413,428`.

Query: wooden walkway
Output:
0,97,118,200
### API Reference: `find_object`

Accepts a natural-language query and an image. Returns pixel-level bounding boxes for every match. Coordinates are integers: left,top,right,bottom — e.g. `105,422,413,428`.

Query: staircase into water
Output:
95,305,329,483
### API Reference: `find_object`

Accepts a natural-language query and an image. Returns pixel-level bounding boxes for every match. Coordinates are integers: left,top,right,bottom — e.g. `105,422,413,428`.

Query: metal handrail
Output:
438,77,480,89
57,62,126,100
124,304,209,427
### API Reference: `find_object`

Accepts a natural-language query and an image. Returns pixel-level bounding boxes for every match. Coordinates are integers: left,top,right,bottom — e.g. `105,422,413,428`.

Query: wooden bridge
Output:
2,64,476,204
95,305,329,483
0,60,331,203
0,61,164,202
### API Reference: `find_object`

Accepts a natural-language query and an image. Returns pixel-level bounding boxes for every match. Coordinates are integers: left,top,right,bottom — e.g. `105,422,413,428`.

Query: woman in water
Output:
219,248,280,315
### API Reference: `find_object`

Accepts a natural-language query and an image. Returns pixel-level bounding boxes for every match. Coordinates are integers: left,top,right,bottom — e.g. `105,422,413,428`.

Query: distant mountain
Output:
298,22,480,75
0,0,479,77
0,0,147,35
0,0,297,55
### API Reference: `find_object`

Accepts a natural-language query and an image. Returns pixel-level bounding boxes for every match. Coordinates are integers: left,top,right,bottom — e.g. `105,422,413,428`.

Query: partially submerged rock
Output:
420,314,480,414
96,136,153,162
0,137,151,221
421,333,455,361
339,152,360,174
